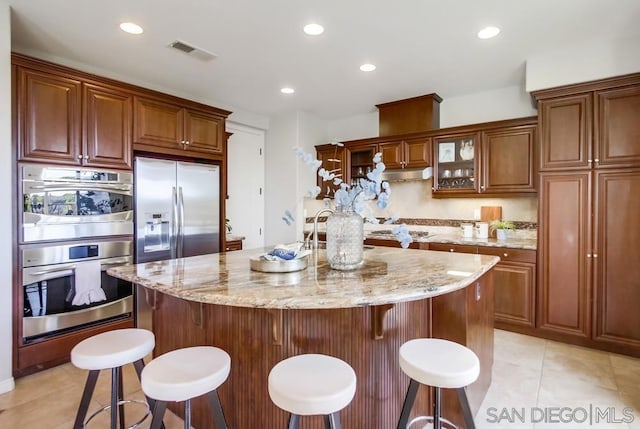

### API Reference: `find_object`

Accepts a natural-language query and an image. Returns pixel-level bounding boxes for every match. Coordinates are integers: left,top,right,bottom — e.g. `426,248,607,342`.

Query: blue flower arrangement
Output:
288,147,414,248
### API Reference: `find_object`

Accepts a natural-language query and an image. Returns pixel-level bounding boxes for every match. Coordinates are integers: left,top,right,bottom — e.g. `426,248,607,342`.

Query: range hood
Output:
380,167,433,182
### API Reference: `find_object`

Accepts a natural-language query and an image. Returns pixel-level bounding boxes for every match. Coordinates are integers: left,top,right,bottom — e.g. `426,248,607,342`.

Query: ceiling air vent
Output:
168,40,217,62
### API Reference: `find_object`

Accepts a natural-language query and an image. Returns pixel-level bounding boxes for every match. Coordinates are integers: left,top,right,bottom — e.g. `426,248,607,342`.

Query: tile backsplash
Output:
304,180,538,223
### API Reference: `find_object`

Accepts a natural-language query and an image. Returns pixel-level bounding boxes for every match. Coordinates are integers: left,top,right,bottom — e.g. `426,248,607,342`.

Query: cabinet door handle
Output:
475,282,481,302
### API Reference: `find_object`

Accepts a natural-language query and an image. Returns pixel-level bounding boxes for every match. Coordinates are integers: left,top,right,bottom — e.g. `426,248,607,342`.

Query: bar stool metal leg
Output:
150,401,168,429
287,414,300,429
397,378,419,429
110,367,119,429
73,370,99,429
206,390,228,429
118,367,125,429
325,412,342,429
433,386,441,429
184,399,191,429
456,387,476,429
133,359,165,429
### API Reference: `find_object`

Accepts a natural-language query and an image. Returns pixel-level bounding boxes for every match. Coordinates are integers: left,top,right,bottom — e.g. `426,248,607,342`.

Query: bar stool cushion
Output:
71,328,155,370
141,346,231,402
399,338,479,389
268,354,357,416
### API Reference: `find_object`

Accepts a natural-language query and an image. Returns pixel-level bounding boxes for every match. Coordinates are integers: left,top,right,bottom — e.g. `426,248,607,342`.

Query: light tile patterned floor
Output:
476,330,640,429
0,329,638,428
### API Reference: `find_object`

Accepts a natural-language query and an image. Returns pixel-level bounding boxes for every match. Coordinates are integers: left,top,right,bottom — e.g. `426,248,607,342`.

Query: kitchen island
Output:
108,246,499,429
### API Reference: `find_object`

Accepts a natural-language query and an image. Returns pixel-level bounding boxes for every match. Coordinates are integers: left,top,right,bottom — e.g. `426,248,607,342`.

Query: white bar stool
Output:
141,346,231,429
71,328,156,429
268,354,357,429
397,338,479,429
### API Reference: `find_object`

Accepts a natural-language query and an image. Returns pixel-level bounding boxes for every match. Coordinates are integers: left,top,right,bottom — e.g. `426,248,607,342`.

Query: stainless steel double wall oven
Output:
20,164,134,342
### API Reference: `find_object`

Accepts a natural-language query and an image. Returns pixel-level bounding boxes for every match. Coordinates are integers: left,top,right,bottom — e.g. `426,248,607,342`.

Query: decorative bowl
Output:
250,256,309,273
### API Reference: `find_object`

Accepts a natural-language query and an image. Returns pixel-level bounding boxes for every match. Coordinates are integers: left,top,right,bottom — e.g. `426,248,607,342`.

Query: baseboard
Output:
0,376,15,394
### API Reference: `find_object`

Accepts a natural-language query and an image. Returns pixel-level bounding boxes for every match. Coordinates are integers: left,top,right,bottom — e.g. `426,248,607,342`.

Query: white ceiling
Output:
8,0,640,121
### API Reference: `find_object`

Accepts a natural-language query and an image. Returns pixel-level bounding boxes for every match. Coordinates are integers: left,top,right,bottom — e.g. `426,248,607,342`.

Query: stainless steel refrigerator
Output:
134,156,220,329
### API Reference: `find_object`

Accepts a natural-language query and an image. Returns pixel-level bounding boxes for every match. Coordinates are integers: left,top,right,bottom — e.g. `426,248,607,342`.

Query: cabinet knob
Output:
185,140,190,145
503,253,508,257
480,185,485,190
77,154,83,159
84,155,89,160
593,253,598,258
594,159,599,163
449,249,455,252
587,253,592,258
588,159,593,163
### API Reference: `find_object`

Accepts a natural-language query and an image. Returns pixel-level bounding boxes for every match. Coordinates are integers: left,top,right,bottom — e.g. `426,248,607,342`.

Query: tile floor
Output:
0,329,638,428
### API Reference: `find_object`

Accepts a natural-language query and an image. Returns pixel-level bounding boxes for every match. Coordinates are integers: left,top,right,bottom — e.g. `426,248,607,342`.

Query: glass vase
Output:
326,205,364,270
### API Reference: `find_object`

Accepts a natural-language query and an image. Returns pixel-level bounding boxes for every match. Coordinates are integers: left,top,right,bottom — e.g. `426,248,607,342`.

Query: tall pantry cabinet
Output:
534,74,640,356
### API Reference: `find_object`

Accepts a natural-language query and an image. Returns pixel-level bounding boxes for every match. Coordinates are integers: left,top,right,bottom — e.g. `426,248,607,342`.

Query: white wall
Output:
0,0,16,394
264,111,328,246
440,85,537,128
327,111,379,142
526,35,640,92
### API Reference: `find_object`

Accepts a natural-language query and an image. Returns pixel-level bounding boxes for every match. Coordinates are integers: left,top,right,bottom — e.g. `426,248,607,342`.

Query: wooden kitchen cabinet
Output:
482,247,536,329
535,73,640,171
315,143,346,199
428,242,478,254
133,96,226,159
225,239,243,252
592,169,640,351
378,136,432,169
83,83,133,169
429,242,537,330
481,124,536,194
534,73,640,357
15,64,133,169
538,172,592,339
432,117,537,197
346,143,377,186
16,67,82,165
595,85,640,167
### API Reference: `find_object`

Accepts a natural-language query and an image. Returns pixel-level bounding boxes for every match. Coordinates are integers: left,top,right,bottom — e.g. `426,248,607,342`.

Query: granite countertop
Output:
108,247,499,309
307,226,537,251
226,234,245,241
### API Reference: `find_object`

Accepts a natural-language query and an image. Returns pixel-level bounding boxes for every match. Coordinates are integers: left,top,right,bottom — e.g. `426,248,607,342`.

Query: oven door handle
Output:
30,265,76,275
28,184,132,192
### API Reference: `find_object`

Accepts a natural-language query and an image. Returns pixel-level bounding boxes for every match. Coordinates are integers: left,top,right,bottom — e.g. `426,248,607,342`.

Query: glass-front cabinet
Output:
433,133,480,195
346,144,377,188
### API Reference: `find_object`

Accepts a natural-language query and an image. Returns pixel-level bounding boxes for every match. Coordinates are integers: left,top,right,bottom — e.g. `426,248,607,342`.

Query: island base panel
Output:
152,272,493,428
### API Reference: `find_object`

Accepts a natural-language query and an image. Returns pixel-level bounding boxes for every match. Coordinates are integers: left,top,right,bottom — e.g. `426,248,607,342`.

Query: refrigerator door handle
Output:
177,186,185,258
171,186,178,259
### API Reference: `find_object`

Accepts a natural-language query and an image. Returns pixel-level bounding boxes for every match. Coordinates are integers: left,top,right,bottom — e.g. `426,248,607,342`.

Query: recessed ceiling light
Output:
303,23,324,36
360,63,376,72
120,22,143,35
281,87,295,94
477,26,500,39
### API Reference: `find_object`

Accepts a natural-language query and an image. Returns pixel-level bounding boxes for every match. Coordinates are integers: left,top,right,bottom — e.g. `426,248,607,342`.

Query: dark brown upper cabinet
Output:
15,65,133,170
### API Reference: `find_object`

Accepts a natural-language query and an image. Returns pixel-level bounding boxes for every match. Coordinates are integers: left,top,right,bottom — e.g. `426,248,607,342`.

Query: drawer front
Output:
428,243,478,254
478,247,536,263
225,240,243,252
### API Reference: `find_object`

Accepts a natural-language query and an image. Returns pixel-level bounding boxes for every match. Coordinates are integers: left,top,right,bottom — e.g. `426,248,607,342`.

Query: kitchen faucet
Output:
305,208,335,250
